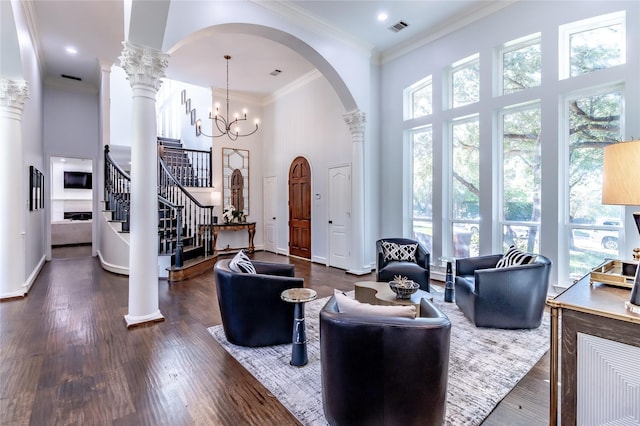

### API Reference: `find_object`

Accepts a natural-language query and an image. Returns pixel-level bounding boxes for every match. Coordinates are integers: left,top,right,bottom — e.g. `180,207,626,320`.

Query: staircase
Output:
157,137,212,187
104,143,218,281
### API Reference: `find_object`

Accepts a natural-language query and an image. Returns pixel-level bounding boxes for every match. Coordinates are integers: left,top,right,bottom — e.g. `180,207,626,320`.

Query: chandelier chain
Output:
196,55,259,141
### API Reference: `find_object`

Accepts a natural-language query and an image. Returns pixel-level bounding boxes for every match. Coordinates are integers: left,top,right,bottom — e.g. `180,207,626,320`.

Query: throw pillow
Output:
228,250,257,274
333,289,416,319
381,241,418,262
495,246,535,268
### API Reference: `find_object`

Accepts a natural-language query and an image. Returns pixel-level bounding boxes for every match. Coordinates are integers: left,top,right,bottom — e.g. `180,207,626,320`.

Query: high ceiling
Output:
26,0,504,97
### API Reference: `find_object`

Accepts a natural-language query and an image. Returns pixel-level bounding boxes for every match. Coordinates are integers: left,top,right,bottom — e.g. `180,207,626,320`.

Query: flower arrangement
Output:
223,205,244,223
223,205,235,223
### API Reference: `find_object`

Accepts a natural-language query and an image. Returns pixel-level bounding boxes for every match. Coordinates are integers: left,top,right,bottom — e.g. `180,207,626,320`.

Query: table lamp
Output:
601,140,640,314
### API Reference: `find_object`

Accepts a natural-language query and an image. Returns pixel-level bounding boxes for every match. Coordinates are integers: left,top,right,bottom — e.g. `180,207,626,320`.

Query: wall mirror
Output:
222,148,249,216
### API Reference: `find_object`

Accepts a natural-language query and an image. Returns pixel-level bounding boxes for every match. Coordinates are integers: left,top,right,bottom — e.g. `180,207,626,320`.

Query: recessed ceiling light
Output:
377,12,388,22
65,46,77,55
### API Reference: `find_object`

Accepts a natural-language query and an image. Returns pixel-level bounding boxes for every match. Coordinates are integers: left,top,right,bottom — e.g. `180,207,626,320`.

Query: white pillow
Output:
228,250,257,274
333,289,416,319
381,241,418,262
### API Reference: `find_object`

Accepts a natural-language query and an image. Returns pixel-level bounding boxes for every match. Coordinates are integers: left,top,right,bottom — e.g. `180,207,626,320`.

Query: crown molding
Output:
381,0,517,64
253,0,374,57
18,0,46,79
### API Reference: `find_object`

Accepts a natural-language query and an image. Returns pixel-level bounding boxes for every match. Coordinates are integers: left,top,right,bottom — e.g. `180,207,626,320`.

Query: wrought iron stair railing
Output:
104,145,214,269
158,137,212,187
158,154,215,262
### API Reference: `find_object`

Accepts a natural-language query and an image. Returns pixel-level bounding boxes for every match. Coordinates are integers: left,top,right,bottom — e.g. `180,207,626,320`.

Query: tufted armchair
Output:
454,253,552,329
376,238,431,292
213,258,303,347
320,296,451,426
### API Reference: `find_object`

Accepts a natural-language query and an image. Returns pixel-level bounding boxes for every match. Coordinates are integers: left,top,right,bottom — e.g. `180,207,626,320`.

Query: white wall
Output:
13,0,46,284
379,0,640,286
262,71,352,263
110,66,133,147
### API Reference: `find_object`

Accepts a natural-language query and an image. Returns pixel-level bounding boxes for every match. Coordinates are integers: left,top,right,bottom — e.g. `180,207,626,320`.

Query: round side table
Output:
281,288,317,366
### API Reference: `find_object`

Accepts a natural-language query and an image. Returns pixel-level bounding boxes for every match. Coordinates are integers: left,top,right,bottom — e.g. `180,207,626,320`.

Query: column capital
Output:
119,42,169,91
343,110,366,136
0,78,29,111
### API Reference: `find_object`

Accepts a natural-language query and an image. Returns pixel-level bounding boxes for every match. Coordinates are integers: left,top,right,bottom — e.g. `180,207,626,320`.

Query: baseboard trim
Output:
97,250,129,275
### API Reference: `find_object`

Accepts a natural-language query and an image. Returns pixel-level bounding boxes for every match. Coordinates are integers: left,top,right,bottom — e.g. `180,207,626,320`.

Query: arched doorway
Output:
289,156,311,259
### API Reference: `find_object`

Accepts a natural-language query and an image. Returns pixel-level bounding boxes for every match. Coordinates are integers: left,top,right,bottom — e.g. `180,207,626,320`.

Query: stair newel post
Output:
208,147,213,188
104,145,110,209
175,206,184,268
208,206,215,255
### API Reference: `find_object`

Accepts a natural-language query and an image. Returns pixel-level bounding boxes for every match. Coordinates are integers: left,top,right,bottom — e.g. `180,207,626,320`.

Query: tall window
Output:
501,104,541,252
499,34,541,95
404,76,432,120
451,116,480,257
567,88,623,280
560,11,626,79
411,127,433,253
450,55,480,108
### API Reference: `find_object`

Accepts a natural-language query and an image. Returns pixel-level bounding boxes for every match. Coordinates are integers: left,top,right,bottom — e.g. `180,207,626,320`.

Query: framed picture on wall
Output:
29,165,44,211
191,109,196,125
185,99,191,114
181,89,186,104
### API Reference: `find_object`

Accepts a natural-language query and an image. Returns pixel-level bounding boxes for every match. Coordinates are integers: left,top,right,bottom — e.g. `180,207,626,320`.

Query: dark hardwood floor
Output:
0,250,550,425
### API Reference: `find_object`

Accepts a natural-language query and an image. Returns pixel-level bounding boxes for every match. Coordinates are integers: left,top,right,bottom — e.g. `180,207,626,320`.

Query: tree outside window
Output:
451,117,480,257
501,105,541,252
451,55,479,108
560,11,626,79
567,89,623,280
411,127,433,253
501,35,541,95
404,76,432,120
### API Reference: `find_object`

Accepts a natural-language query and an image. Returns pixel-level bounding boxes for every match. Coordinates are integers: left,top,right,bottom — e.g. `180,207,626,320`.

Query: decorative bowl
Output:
389,280,419,299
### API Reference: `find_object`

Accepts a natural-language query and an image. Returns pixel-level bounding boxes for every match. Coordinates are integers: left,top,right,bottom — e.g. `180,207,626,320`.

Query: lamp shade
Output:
602,140,640,206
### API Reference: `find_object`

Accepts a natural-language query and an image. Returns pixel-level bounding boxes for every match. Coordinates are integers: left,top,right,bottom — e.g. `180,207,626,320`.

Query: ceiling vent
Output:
269,69,282,77
61,74,82,81
389,21,409,33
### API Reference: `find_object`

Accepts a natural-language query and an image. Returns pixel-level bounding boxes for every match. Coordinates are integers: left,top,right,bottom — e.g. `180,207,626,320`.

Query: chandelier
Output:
196,55,259,141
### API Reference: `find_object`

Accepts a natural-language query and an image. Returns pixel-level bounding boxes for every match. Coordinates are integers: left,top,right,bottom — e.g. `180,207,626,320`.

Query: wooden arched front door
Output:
289,156,311,259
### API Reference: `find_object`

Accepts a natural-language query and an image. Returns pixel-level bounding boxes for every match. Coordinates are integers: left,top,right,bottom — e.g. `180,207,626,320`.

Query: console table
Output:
547,273,640,425
200,222,256,255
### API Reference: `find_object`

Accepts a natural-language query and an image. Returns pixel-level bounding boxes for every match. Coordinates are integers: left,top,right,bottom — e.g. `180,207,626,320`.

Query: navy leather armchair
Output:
454,253,551,329
213,258,303,347
376,238,431,292
320,296,451,426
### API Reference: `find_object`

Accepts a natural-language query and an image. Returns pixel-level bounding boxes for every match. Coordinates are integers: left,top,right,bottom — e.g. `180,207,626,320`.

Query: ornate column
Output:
119,42,169,327
343,110,370,275
0,78,29,299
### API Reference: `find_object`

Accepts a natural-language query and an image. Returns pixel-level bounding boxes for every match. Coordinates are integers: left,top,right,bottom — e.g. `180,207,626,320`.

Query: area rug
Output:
208,290,550,425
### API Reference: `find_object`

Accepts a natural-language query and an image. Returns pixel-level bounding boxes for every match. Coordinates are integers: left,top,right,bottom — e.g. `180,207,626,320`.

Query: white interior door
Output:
328,165,351,270
263,176,277,253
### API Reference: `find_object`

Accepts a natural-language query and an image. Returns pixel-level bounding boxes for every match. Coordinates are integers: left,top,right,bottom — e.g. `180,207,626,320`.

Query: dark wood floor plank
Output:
0,249,549,425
